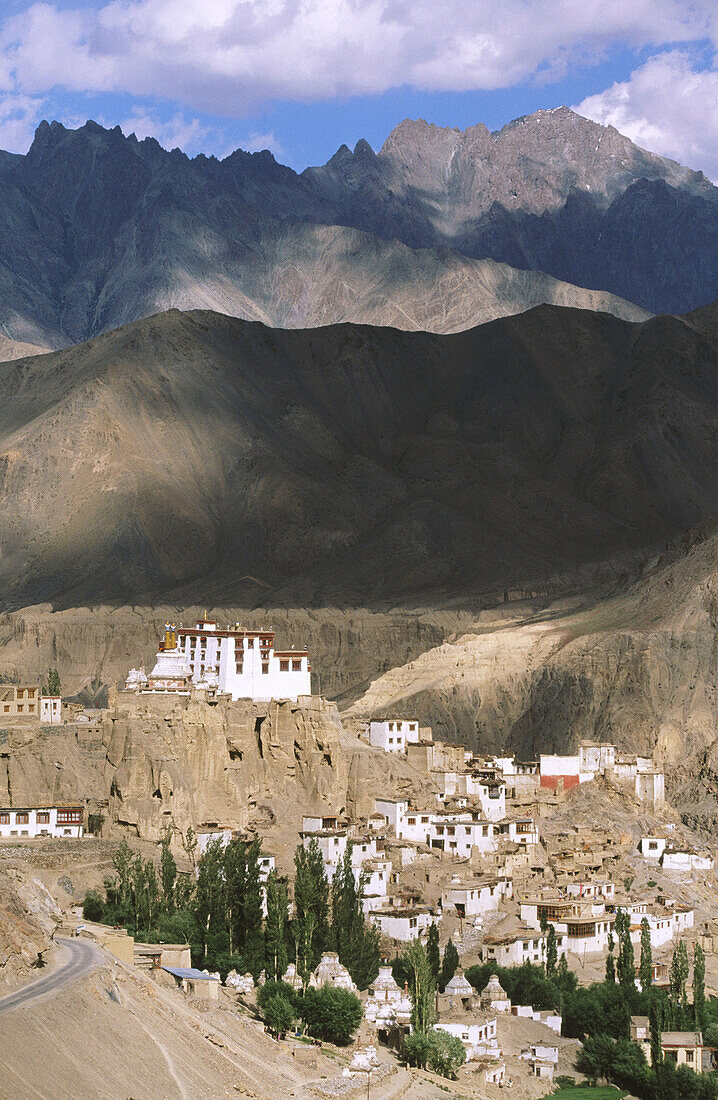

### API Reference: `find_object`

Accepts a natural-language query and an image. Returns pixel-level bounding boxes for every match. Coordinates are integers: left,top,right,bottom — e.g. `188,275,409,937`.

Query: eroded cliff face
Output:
0,691,434,844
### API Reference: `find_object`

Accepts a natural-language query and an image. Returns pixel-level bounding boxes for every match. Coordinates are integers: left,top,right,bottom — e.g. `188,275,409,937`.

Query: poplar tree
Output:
649,994,663,1067
292,839,329,983
330,849,381,989
605,929,616,983
160,826,177,913
615,910,635,993
439,938,459,992
426,922,440,982
225,835,264,973
669,940,689,1024
694,942,706,1031
639,917,653,993
265,871,289,982
403,939,436,1033
546,924,558,978
194,836,226,960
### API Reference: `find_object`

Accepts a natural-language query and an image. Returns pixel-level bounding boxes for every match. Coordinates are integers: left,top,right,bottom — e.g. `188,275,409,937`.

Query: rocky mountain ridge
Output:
1,107,717,344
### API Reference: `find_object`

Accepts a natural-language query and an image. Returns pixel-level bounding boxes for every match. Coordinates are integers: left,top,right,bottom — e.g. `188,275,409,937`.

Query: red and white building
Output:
125,619,312,702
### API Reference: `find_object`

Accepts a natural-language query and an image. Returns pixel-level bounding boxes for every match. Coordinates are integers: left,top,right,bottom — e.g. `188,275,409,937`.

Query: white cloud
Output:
0,0,715,118
241,130,284,156
576,50,718,181
119,107,211,153
0,93,44,151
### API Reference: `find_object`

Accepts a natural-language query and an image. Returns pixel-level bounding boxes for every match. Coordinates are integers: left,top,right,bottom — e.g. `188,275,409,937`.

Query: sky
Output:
0,0,717,178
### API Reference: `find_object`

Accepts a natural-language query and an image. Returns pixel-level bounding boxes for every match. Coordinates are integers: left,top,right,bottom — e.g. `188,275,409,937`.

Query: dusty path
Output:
0,936,102,1014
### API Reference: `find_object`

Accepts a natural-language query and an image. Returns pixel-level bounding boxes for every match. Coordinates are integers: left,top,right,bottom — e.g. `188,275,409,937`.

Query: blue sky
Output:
0,1,717,178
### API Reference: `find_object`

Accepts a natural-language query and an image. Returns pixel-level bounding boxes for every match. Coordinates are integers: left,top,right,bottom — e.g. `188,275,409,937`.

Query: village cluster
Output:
2,619,717,1090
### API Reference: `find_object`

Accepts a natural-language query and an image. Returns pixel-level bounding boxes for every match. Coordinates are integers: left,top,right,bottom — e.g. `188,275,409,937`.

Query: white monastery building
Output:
0,805,84,838
125,619,311,702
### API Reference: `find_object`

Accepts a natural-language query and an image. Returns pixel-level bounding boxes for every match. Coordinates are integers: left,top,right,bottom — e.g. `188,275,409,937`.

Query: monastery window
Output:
407,817,416,825
37,812,50,824
409,918,417,928
0,813,8,823
18,689,24,698
16,813,29,824
28,704,35,712
57,809,82,824
421,817,429,824
28,689,36,697
3,706,8,712
17,705,23,712
292,660,301,671
280,660,289,671
687,1051,694,1063
262,662,269,674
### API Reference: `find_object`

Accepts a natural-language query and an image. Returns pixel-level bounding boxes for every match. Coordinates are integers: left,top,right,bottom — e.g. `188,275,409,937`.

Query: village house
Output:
434,1014,499,1061
0,805,84,838
125,619,312,702
368,719,421,753
0,684,40,718
537,741,665,805
521,1043,558,1080
441,873,512,919
40,695,62,723
371,905,436,941
301,824,348,879
483,919,548,966
632,1017,706,1069
639,835,668,860
163,966,220,1000
661,848,714,876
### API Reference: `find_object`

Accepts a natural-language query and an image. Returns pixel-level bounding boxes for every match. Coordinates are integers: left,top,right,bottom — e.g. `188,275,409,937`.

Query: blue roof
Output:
162,966,218,980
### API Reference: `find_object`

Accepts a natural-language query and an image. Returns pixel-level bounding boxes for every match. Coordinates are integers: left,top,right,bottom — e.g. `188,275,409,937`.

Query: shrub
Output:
214,953,247,982
404,1031,465,1079
555,1076,576,1089
257,980,299,1012
262,993,295,1035
427,1029,466,1079
82,889,105,922
404,1031,433,1068
300,986,363,1045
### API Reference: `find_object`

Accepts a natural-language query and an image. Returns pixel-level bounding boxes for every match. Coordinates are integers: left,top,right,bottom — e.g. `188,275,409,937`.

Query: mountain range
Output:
3,301,718,609
1,107,717,347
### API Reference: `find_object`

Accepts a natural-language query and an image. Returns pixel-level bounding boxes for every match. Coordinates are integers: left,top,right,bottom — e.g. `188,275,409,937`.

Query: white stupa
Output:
146,624,193,692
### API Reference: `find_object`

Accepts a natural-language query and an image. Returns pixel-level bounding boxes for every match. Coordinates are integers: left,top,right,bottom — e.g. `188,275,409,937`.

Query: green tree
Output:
403,939,436,1033
224,836,264,976
605,928,616,983
426,922,440,982
425,1029,466,1079
82,889,104,922
300,986,363,1044
694,943,706,1031
615,909,635,993
329,849,380,990
650,991,664,1068
45,668,61,696
263,993,295,1036
194,837,226,961
111,837,133,914
640,916,653,994
265,871,289,983
439,938,459,992
292,840,330,983
403,1030,432,1069
160,826,177,913
670,940,690,1024
545,924,558,977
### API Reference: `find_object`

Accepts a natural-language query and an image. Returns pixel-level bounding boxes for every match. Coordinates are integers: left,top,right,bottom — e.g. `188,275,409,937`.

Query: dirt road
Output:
0,936,102,1014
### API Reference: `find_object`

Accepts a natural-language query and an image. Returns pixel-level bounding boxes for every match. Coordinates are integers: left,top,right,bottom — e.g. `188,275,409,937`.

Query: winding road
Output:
0,935,102,1014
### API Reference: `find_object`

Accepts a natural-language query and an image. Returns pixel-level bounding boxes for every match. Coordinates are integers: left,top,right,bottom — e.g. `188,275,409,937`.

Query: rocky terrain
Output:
0,113,656,348
3,107,718,346
344,518,718,767
3,302,718,611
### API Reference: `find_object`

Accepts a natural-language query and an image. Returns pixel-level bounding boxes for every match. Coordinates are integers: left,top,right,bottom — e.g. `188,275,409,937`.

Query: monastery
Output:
125,618,311,702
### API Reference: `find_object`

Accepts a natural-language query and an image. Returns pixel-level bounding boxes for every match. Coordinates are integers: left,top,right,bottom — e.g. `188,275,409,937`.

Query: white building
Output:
483,923,548,967
301,827,348,879
374,797,410,835
0,805,84,838
128,620,311,702
40,696,62,724
661,849,714,876
369,719,420,753
371,906,436,941
434,1016,498,1060
442,874,512,919
640,836,668,860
